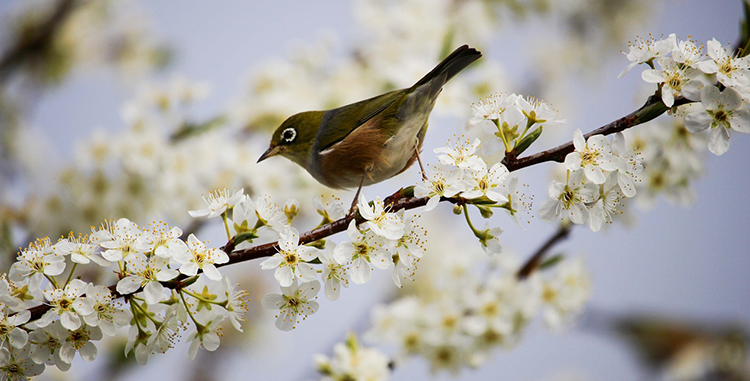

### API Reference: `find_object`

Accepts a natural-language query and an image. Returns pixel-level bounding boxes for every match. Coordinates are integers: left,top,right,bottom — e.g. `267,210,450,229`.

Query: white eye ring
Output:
282,127,297,142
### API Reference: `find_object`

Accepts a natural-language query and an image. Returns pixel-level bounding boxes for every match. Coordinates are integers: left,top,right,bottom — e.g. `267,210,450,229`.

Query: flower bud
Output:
284,199,300,224
453,204,463,215
477,205,494,219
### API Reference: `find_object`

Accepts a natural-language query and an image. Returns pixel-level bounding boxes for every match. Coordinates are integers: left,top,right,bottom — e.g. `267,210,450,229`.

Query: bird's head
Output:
258,111,324,168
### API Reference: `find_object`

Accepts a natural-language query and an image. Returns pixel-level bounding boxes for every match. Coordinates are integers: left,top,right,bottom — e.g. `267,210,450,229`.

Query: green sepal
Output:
465,196,496,205
306,240,326,250
539,254,564,271
399,186,415,198
232,231,258,246
307,257,322,265
476,205,493,219
514,126,543,155
170,115,227,142
740,0,750,58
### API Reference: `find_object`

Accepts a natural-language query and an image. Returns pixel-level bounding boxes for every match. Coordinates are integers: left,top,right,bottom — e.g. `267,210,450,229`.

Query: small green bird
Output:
258,45,481,196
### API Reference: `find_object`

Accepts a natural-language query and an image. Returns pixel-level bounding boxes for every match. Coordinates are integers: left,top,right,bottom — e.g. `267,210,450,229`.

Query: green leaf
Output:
232,231,258,246
514,126,543,155
539,254,564,270
170,115,227,142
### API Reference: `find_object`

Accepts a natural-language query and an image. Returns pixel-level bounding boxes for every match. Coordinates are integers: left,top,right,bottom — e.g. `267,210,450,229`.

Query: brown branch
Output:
516,225,571,280
19,90,689,322
503,93,693,172
0,0,80,83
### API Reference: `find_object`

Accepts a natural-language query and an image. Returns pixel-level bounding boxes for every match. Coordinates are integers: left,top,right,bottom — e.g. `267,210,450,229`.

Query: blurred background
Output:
0,0,748,380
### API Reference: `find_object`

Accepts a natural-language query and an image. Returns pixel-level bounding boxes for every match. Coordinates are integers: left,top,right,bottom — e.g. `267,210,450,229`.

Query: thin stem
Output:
495,119,512,153
179,290,200,327
462,204,481,236
44,274,59,290
222,213,232,241
129,299,145,333
63,263,78,288
516,224,571,280
182,289,222,305
132,298,161,326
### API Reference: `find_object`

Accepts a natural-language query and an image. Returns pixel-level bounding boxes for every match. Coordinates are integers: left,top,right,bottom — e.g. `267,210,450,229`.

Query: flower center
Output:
712,109,730,128
59,298,72,311
719,59,734,76
287,297,300,309
561,189,576,208
580,150,599,166
667,73,682,90
354,244,369,260
284,253,298,265
543,286,557,302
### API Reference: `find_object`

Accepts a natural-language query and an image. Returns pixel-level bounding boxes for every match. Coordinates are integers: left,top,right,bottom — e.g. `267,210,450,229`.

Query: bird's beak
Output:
257,145,282,163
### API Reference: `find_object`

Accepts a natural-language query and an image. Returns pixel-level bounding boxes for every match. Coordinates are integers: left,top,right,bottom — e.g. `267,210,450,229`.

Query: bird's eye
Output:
281,127,297,143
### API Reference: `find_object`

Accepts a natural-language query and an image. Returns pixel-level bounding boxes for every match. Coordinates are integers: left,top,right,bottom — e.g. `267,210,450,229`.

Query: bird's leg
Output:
414,148,428,181
348,170,368,217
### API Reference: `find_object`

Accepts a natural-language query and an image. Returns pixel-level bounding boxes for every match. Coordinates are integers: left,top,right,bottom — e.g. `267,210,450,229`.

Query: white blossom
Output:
259,227,319,287
539,170,598,225
414,164,465,211
313,195,346,224
59,325,103,363
0,308,30,349
187,317,224,360
80,284,130,336
541,258,592,331
357,194,405,241
642,57,702,107
619,33,677,78
116,253,179,304
0,347,45,380
38,279,91,331
684,86,750,155
461,162,509,202
174,234,229,281
319,241,350,301
564,129,619,184
10,238,65,284
335,221,393,284
95,218,151,262
188,188,246,218
261,280,320,331
433,137,484,171
54,234,109,266
697,38,750,89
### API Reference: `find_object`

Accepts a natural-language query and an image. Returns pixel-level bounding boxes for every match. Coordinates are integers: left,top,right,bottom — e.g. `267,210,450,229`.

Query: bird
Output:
258,45,482,208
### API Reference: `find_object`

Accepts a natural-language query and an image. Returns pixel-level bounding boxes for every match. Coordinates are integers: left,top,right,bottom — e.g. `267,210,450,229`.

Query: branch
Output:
516,224,571,280
19,90,685,322
502,93,693,171
0,0,80,83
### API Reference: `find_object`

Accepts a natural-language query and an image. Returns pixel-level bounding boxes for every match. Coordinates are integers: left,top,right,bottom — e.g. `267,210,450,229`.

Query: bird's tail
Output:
412,45,482,90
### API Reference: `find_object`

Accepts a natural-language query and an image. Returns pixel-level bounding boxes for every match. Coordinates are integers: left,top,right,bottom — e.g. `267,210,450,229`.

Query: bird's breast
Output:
310,113,428,189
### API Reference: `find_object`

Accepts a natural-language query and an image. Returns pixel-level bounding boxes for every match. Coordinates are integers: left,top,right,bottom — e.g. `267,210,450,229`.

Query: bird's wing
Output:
315,89,405,151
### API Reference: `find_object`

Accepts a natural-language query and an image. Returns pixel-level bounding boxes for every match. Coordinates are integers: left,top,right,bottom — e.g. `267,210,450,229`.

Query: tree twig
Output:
0,0,80,83
19,90,690,322
516,225,571,280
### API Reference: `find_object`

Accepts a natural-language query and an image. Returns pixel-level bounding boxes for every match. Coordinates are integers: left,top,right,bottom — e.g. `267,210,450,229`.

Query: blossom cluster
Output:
314,333,391,381
622,34,750,155
364,252,591,375
0,218,248,380
628,119,707,209
186,188,427,331
539,129,643,231
466,92,566,155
